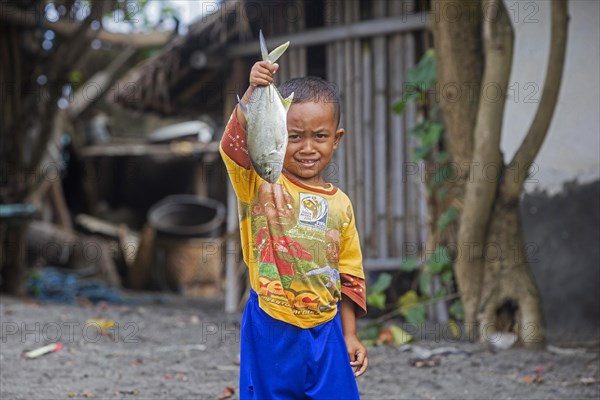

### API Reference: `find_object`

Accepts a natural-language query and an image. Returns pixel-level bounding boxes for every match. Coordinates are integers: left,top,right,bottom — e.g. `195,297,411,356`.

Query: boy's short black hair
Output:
278,76,341,127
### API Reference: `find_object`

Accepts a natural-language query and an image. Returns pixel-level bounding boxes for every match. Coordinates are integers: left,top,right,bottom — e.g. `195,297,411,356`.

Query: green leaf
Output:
419,270,432,294
448,320,460,338
438,187,449,200
420,122,444,146
449,299,465,320
406,48,437,90
405,304,427,326
437,206,458,233
398,290,427,326
367,272,392,310
435,150,449,163
369,272,392,294
359,323,383,341
427,246,452,274
430,164,455,188
412,145,433,162
409,121,428,137
400,257,420,272
367,292,386,310
392,100,407,114
435,286,447,297
441,269,454,285
392,91,419,114
398,290,419,308
389,325,413,345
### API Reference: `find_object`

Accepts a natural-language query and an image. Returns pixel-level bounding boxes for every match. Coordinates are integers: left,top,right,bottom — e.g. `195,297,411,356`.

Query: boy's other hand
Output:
250,60,279,87
345,334,368,377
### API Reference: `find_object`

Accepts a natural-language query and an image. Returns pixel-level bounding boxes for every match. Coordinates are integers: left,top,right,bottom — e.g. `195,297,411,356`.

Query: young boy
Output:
220,60,368,399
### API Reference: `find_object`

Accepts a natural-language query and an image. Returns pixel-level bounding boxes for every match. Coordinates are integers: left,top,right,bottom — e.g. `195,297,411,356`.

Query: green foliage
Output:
419,269,432,294
392,49,444,163
407,48,437,90
366,272,392,310
399,290,427,326
437,206,458,233
449,299,465,320
427,247,452,274
392,48,437,114
429,164,456,189
395,49,460,307
388,325,413,345
358,323,413,347
369,272,393,293
409,120,445,161
358,323,383,342
359,49,466,346
399,256,420,272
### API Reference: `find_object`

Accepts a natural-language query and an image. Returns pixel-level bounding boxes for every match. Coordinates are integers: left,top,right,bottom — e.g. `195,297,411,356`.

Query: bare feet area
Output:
1,294,598,400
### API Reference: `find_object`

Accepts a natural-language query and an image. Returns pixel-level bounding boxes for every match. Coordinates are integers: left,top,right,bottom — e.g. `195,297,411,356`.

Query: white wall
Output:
501,0,600,194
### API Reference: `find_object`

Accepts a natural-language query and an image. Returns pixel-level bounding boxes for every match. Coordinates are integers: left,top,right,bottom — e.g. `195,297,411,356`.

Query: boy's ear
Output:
334,128,345,149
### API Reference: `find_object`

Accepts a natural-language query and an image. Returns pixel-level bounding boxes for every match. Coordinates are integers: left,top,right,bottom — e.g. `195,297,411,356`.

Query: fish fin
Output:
237,95,248,117
268,41,290,64
259,30,269,62
259,29,289,64
282,92,294,111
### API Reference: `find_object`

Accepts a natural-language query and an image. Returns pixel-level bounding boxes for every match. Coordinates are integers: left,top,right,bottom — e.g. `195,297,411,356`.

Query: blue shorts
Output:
240,290,360,400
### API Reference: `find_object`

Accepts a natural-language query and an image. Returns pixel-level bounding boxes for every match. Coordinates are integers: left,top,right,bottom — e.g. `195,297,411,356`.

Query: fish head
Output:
255,154,284,184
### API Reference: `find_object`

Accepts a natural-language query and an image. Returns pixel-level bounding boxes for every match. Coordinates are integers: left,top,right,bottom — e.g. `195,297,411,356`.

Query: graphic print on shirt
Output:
298,193,329,230
251,181,342,316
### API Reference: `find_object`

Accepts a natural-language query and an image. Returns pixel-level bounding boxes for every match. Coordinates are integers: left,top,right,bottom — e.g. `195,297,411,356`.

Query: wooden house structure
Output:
113,0,430,310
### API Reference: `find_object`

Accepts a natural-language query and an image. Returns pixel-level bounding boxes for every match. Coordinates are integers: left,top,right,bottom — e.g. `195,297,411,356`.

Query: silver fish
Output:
239,30,294,184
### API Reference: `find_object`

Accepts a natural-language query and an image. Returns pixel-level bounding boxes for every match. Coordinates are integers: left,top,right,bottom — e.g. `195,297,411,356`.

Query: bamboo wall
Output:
324,0,427,267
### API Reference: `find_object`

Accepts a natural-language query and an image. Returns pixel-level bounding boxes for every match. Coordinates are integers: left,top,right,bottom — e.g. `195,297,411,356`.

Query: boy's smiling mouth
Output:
295,158,319,167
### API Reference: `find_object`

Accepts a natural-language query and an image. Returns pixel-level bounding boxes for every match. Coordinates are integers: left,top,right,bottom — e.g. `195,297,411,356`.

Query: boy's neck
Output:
284,170,331,189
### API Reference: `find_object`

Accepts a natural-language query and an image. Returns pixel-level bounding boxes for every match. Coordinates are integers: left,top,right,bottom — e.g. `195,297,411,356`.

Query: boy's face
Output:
283,101,344,186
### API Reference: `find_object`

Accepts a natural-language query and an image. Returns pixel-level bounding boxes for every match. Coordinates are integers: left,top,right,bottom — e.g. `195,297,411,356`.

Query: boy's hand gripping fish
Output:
238,30,294,184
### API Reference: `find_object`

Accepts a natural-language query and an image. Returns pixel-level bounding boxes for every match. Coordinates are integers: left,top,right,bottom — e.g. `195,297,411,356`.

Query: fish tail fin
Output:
259,29,289,64
282,92,294,111
237,95,248,117
259,30,269,62
268,42,289,63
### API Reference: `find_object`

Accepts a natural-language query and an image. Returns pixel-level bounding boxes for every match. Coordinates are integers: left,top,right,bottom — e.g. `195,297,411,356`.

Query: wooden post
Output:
362,41,374,258
404,30,421,247
344,0,356,204
389,1,407,258
373,0,388,259
334,18,346,189
325,0,340,185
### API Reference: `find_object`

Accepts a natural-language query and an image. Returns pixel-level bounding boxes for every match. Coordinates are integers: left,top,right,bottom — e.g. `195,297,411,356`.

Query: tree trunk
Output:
453,0,515,333
478,178,545,349
430,0,568,346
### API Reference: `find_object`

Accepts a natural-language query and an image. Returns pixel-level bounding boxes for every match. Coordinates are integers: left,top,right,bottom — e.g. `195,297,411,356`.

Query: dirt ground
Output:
1,293,598,400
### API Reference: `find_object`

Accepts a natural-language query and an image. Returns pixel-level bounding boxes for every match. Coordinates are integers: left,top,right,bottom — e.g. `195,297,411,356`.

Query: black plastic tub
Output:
147,195,225,238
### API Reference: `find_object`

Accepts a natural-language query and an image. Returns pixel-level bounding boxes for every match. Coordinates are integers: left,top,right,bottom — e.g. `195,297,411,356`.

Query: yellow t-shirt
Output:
220,111,366,328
